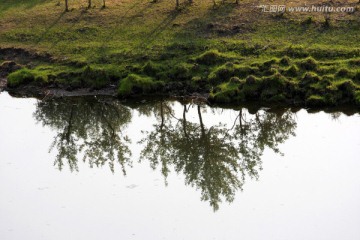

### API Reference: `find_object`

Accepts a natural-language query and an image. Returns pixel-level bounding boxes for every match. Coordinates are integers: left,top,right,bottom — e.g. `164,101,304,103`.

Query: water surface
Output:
0,92,359,240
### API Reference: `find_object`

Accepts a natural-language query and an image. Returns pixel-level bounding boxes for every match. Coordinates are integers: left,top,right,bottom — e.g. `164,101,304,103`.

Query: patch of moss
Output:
353,71,360,83
142,61,160,77
322,74,335,82
306,95,326,107
262,73,287,88
297,57,318,71
260,59,278,70
269,93,286,102
260,89,277,101
208,62,235,84
309,75,332,91
316,66,338,75
262,67,278,76
195,49,230,65
234,65,258,78
335,80,356,96
239,75,263,100
283,65,299,77
191,76,202,82
284,45,309,58
354,91,360,106
309,48,359,59
260,73,287,100
348,59,360,67
168,63,192,81
7,68,35,87
245,75,257,85
300,72,321,87
81,66,110,89
210,91,231,103
279,56,291,66
336,68,351,78
118,74,163,96
229,76,242,84
323,80,357,105
210,82,241,103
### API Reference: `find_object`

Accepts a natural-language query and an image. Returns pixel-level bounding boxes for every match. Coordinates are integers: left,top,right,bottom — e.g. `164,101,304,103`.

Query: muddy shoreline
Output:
1,77,212,107
2,80,359,116
0,78,6,91
1,47,360,111
4,83,118,99
1,67,360,113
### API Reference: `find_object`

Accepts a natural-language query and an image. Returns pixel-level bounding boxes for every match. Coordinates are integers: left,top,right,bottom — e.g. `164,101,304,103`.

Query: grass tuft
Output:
81,66,110,89
279,56,291,66
118,74,163,96
195,49,229,65
7,68,35,87
297,57,318,71
284,65,299,77
306,95,326,107
336,68,351,78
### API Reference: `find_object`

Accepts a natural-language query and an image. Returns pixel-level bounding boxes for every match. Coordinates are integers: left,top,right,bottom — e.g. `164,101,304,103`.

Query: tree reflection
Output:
34,97,297,210
137,100,176,181
140,104,297,210
34,97,132,174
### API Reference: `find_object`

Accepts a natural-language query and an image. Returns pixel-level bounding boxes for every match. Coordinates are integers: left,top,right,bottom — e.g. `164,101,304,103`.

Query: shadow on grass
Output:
94,0,154,61
46,9,89,51
34,11,66,45
0,0,53,14
137,6,184,49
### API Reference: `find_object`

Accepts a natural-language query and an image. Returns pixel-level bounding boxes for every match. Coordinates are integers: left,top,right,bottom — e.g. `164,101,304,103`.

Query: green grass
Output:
7,68,35,87
118,73,164,96
355,91,360,105
306,95,326,107
1,0,360,107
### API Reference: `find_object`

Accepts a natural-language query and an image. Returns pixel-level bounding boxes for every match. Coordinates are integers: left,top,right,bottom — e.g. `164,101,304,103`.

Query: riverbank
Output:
1,0,360,108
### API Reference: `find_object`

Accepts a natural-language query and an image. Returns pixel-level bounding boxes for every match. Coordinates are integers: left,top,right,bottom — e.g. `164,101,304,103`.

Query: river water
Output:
0,92,359,240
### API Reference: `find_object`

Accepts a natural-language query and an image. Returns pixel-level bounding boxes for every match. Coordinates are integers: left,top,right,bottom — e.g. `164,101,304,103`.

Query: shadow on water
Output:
34,96,297,210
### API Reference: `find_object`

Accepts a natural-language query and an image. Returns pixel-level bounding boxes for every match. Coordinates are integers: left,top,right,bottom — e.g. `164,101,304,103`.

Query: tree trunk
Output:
197,105,205,136
183,105,188,138
102,0,106,8
62,106,74,143
239,109,242,129
65,0,69,11
160,102,164,131
88,0,92,8
176,0,179,8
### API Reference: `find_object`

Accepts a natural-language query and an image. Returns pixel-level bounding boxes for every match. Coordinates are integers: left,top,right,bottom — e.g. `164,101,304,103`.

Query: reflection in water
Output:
34,97,297,210
34,98,132,174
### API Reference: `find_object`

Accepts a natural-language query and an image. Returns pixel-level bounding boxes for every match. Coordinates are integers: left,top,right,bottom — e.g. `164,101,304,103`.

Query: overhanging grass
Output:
1,0,360,107
118,74,164,96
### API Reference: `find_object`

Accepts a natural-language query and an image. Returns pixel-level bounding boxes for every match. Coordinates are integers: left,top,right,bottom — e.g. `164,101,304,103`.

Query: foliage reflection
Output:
34,97,297,210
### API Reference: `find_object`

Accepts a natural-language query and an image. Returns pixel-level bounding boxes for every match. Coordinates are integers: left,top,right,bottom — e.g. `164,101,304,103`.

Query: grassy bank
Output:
1,0,360,107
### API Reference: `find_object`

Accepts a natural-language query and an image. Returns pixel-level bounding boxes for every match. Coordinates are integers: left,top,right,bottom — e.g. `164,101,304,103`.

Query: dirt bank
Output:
0,78,6,91
4,84,117,99
0,47,55,65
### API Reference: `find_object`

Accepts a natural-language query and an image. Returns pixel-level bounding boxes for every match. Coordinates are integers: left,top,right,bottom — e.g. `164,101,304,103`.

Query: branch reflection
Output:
34,97,297,210
34,97,132,174
139,102,297,210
